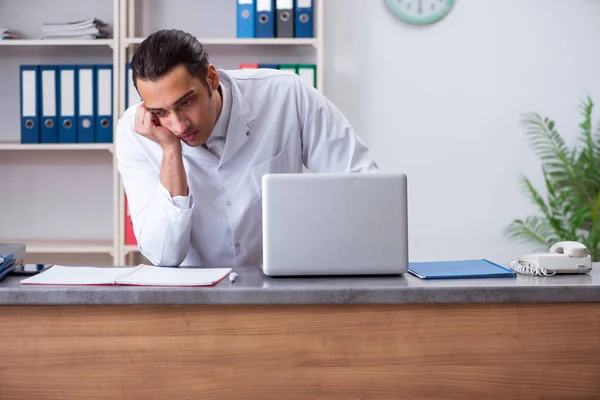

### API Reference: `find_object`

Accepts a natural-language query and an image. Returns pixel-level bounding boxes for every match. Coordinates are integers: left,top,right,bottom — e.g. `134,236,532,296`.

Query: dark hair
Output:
131,29,210,92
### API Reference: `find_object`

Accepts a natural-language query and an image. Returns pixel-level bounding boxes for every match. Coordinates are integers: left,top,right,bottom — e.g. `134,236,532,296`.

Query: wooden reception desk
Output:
1,266,599,399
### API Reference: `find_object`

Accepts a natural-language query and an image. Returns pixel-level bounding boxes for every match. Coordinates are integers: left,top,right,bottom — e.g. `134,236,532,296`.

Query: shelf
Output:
0,39,114,47
123,245,139,254
125,37,318,47
0,143,114,152
1,239,114,254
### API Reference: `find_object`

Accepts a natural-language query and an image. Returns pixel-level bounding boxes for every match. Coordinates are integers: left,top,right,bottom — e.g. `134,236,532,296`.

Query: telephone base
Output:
515,253,592,275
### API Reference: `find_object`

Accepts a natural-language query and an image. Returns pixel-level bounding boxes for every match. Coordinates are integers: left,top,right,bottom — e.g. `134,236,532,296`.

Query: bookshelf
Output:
0,143,114,151
0,0,324,266
0,0,120,265
0,39,115,47
2,239,114,254
124,37,318,46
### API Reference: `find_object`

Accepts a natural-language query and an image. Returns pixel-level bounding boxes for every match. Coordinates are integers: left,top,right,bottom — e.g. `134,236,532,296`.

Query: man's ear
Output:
206,64,219,91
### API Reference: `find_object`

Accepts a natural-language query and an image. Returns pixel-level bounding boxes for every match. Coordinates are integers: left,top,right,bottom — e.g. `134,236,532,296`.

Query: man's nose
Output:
171,113,190,135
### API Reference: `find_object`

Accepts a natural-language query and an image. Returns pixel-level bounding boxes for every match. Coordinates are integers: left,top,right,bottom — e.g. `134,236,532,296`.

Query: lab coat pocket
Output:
251,150,291,196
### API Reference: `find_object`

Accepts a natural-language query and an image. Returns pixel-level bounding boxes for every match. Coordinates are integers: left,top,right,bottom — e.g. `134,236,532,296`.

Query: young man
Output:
116,29,378,267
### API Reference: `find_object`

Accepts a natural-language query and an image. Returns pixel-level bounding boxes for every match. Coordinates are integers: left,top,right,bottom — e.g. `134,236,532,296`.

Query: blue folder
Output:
408,259,516,279
237,0,256,38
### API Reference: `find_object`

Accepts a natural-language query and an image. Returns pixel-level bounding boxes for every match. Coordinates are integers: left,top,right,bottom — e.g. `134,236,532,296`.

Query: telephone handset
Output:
509,241,593,276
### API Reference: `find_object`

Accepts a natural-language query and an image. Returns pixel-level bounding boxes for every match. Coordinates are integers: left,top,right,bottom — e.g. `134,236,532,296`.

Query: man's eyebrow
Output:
146,90,195,112
174,90,195,104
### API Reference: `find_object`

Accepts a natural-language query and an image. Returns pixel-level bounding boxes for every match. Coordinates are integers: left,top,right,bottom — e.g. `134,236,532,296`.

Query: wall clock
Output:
385,0,455,25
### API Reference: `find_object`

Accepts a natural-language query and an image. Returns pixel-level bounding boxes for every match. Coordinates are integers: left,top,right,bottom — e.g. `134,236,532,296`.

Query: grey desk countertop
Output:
0,265,599,305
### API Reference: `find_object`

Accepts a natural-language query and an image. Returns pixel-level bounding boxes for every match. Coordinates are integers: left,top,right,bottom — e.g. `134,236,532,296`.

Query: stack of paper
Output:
0,29,16,40
41,18,109,39
20,264,232,287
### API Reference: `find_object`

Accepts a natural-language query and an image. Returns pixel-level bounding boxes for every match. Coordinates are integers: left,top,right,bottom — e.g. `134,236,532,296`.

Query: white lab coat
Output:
115,67,378,267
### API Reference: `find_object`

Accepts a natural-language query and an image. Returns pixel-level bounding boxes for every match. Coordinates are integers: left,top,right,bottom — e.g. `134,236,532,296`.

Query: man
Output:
116,29,378,267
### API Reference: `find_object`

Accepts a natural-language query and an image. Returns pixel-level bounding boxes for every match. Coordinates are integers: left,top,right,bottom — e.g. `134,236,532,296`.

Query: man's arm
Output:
295,78,378,172
160,143,189,197
115,117,193,266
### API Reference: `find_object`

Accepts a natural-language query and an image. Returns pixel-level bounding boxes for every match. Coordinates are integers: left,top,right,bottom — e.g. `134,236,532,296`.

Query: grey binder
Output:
276,0,294,38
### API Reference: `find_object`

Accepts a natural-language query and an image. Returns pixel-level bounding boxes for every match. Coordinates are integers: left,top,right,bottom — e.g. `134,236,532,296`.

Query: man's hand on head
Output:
135,104,181,152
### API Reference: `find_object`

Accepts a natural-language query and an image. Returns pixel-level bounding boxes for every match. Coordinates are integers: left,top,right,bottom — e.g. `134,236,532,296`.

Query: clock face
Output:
385,0,455,25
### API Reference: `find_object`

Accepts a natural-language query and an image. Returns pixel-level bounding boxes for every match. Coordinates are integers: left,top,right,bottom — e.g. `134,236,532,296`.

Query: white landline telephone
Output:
510,241,593,276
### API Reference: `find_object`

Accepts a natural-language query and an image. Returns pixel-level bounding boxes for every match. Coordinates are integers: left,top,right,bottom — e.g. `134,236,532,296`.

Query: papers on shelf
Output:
0,29,16,40
41,18,109,39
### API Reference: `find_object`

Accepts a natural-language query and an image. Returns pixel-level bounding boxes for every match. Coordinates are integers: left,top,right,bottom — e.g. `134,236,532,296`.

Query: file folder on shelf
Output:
95,64,112,143
256,0,275,38
240,63,259,69
58,65,78,143
126,63,142,108
259,64,279,69
408,259,517,280
295,0,313,38
20,65,40,144
77,65,95,143
278,64,297,74
276,0,294,38
297,64,316,88
40,65,58,143
237,0,255,38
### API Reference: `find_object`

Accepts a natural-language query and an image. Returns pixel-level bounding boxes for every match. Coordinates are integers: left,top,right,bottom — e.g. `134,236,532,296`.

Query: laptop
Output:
261,172,408,276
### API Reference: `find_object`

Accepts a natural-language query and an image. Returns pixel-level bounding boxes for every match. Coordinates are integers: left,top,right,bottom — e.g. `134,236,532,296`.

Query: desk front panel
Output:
0,303,598,399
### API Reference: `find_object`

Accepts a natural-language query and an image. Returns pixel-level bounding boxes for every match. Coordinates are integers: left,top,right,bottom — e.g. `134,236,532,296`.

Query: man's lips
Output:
180,129,199,140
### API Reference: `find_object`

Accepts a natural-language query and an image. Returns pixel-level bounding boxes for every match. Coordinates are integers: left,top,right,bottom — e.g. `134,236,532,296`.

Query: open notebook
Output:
19,264,232,287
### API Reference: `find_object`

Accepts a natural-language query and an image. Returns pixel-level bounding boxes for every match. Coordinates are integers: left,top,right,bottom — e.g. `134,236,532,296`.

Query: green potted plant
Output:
505,97,600,262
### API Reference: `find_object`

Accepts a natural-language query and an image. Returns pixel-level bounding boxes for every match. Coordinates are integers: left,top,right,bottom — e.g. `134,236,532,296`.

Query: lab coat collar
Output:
181,68,255,164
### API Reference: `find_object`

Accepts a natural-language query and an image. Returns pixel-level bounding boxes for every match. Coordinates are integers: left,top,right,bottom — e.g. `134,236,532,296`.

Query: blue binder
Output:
58,65,78,143
77,65,96,143
408,259,517,279
20,65,40,143
95,64,113,143
295,0,313,38
256,0,275,38
40,65,59,143
259,64,279,69
237,0,256,38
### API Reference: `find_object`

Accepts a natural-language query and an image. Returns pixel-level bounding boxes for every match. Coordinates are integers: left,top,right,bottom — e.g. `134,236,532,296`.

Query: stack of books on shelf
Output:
0,28,16,40
41,18,109,39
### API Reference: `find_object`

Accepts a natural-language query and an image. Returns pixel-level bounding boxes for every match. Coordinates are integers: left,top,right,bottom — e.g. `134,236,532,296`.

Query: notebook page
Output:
20,265,137,285
117,265,232,286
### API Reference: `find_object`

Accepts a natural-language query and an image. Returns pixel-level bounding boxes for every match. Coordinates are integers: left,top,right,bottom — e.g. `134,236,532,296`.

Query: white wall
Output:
324,0,600,263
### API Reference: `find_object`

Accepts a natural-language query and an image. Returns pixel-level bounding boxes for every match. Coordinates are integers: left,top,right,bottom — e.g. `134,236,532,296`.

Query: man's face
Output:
136,64,221,147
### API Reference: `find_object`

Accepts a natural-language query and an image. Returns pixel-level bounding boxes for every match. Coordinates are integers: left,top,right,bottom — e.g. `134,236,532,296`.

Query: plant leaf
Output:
504,216,559,250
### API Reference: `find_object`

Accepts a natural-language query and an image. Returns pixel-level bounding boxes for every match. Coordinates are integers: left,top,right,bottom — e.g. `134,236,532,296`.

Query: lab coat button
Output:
235,242,240,248
226,201,231,206
246,131,251,137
